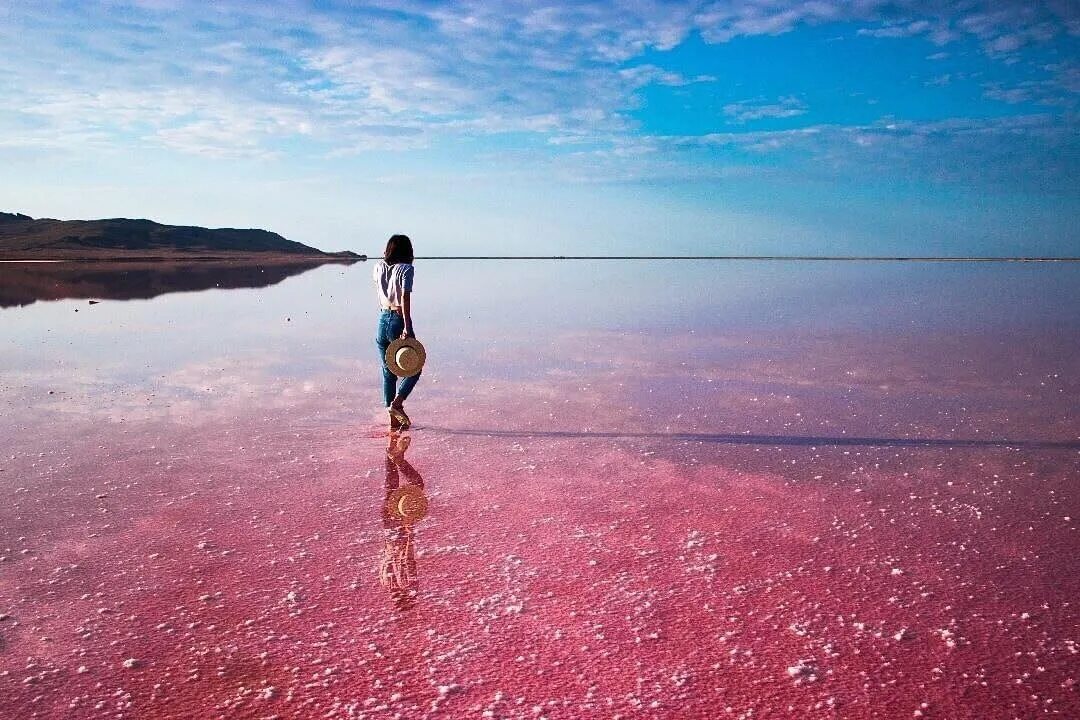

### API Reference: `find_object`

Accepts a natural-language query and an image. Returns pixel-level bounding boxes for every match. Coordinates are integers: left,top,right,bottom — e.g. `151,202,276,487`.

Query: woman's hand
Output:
400,291,414,339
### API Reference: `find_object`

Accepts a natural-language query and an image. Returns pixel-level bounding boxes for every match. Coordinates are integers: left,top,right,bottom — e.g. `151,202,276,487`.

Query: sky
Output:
0,1,1077,256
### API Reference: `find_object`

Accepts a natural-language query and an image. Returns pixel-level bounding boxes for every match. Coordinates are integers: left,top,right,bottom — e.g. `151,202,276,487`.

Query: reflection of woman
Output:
379,432,426,609
373,235,420,430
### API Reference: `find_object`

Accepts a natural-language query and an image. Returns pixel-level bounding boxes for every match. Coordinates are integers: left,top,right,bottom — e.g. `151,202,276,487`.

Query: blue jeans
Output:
375,310,420,407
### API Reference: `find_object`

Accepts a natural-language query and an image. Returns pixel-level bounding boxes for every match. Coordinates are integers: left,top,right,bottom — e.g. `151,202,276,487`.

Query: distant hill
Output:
0,212,364,261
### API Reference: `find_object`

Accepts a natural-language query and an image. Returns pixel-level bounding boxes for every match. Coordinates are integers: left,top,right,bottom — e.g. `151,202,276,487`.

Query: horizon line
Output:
403,255,1080,262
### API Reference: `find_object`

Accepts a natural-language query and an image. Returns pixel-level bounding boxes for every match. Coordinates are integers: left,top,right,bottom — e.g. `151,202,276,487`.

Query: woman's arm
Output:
401,291,413,338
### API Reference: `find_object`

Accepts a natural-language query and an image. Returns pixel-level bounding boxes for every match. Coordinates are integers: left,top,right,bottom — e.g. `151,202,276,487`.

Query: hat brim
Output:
385,337,427,378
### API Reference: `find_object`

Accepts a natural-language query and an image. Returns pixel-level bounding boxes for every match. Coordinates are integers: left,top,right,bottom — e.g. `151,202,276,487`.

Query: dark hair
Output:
384,234,414,265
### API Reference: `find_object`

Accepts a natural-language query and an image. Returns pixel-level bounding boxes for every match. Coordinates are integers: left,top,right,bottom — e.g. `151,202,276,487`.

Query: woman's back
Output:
373,259,414,309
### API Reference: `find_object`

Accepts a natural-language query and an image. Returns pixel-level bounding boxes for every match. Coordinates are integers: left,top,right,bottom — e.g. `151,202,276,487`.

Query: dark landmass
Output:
0,212,365,261
0,260,342,308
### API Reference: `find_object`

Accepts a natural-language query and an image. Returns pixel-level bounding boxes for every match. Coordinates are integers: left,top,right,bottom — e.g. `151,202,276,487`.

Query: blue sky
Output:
0,1,1077,255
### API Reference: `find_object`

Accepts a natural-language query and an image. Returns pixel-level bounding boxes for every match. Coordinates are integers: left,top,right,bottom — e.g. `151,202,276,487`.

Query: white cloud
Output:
983,66,1080,109
619,64,716,88
857,19,935,40
723,96,808,123
0,0,1075,172
9,86,312,158
647,114,1078,192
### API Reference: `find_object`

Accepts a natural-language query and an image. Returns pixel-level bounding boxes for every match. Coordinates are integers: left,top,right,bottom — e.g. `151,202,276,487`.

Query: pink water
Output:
1,261,1078,719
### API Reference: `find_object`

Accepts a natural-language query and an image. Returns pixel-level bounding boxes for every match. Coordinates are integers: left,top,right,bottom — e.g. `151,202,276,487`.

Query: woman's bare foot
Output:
389,400,410,429
388,407,402,431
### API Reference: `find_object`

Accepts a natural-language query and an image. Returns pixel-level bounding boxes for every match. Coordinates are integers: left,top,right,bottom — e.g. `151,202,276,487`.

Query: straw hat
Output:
385,485,428,524
385,337,426,378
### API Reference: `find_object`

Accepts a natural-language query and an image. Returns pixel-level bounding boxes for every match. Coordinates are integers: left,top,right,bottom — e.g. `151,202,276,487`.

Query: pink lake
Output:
1,260,1078,719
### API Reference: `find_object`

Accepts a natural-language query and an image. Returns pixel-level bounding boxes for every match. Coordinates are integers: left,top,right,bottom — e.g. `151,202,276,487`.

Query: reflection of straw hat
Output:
385,485,428,524
385,338,426,378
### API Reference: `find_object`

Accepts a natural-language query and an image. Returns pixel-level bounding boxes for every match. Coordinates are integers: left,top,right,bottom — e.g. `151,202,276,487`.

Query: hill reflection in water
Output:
0,259,356,308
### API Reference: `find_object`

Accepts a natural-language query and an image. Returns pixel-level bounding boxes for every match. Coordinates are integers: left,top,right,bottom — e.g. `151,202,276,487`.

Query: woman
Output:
373,234,420,430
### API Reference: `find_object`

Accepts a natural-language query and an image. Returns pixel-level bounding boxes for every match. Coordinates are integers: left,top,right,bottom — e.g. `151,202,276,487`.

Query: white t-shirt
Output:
373,260,414,310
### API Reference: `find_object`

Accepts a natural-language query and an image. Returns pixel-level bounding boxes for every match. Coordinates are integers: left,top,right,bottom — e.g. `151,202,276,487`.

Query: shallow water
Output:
1,260,1078,719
